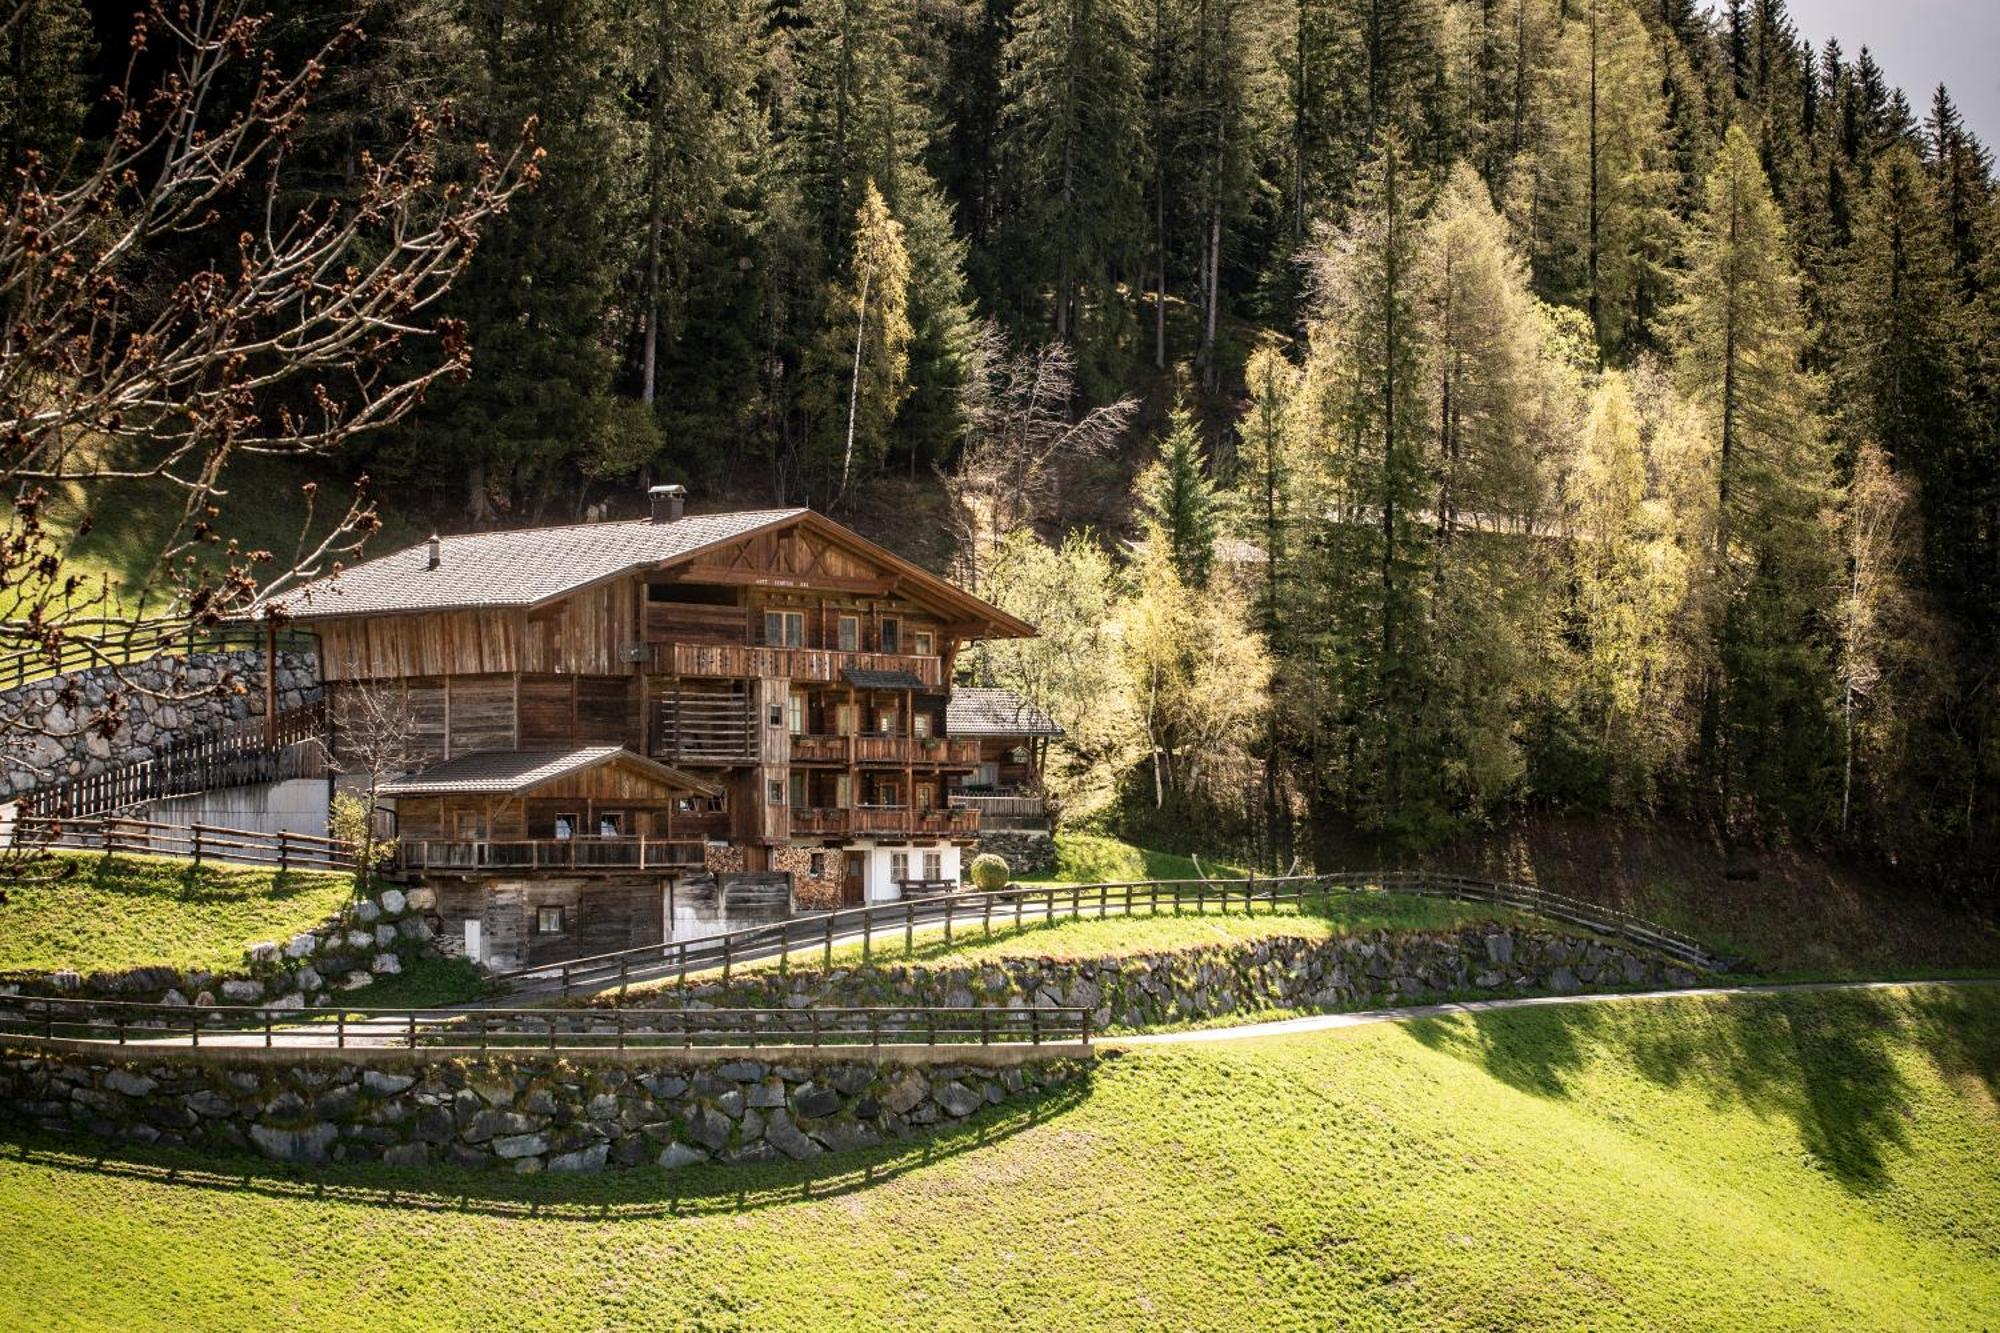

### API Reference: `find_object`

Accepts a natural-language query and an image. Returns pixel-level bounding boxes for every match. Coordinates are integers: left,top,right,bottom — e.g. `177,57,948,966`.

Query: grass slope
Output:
0,852,354,976
1,985,1993,1329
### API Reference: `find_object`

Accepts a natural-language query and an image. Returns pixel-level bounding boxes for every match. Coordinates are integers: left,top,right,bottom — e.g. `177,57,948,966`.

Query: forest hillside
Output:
6,0,1999,895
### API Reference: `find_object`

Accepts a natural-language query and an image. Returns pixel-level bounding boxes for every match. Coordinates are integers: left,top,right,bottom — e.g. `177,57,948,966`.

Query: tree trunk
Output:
841,268,873,503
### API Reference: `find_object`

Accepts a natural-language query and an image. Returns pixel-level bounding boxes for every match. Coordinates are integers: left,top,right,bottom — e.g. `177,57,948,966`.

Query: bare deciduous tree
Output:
0,0,536,782
326,676,421,884
942,323,1137,593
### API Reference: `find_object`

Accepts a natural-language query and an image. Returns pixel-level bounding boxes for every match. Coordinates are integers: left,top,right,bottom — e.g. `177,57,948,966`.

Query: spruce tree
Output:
1136,403,1222,589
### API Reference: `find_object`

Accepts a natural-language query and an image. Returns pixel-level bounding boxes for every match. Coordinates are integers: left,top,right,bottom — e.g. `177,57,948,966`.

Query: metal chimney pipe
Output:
649,484,687,523
426,533,441,570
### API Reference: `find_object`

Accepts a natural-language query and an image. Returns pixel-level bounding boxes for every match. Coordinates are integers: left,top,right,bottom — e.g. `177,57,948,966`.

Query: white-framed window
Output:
552,812,578,840
837,615,860,652
768,779,786,805
597,812,623,839
764,610,804,647
890,851,910,882
879,616,900,653
913,630,934,656
913,713,932,739
536,906,565,935
923,851,942,880
787,692,806,734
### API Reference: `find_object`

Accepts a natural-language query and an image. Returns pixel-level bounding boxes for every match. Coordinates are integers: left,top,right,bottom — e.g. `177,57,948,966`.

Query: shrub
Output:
968,853,1011,891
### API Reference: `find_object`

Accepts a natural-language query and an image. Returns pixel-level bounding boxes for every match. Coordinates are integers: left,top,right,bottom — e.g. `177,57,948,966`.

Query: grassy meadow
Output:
1,985,1993,1329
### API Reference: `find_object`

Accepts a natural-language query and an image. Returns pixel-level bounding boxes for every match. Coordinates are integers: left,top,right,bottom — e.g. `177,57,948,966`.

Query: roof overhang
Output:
378,747,719,798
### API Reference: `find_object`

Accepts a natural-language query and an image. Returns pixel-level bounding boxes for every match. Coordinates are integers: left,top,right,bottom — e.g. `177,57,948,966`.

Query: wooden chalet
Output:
259,487,1044,966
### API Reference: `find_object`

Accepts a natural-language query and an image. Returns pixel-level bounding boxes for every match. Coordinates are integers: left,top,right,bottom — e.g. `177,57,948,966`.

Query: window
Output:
923,851,942,881
787,693,806,735
890,851,910,883
788,770,807,809
552,812,578,841
536,906,565,935
597,812,623,839
768,701,784,727
768,779,786,806
837,615,860,652
809,852,827,877
834,703,857,736
879,617,900,653
763,610,804,647
834,773,852,809
915,784,934,811
874,781,900,807
913,713,932,739
877,709,897,735
913,630,934,656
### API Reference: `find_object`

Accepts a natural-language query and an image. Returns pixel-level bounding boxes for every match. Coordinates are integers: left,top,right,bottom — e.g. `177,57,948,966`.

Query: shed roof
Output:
378,747,718,798
843,667,928,690
946,687,1063,738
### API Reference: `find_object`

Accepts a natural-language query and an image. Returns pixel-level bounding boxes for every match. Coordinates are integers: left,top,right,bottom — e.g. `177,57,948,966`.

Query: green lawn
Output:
660,891,1537,989
0,852,354,976
1,985,1993,1329
1015,832,1250,885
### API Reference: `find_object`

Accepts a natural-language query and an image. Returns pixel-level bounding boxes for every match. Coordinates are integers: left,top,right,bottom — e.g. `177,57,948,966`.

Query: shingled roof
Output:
258,509,805,620
378,747,718,797
946,687,1062,738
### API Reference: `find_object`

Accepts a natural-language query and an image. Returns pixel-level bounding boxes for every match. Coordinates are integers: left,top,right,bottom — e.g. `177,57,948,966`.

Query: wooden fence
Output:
0,622,316,695
19,702,329,822
0,994,1092,1053
12,814,355,873
492,869,1718,998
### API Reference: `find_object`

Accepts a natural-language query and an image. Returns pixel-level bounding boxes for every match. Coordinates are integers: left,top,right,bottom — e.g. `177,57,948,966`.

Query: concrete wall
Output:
139,778,331,841
0,1046,1090,1173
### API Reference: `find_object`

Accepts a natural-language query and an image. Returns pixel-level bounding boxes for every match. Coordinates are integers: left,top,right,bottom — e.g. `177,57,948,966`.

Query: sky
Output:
1779,0,2000,148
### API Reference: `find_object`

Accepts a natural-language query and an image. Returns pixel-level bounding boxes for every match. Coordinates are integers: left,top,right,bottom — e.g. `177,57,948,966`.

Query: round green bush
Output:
968,853,1011,891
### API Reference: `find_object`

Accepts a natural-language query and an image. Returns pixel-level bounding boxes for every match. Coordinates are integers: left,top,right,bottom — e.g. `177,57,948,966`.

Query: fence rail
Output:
0,621,317,695
491,869,1718,999
11,814,355,873
0,994,1091,1053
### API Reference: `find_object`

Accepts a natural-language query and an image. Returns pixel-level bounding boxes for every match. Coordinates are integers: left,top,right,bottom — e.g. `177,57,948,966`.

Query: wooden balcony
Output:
789,806,980,839
656,641,943,688
948,792,1049,830
788,733,981,766
653,688,755,763
394,837,708,876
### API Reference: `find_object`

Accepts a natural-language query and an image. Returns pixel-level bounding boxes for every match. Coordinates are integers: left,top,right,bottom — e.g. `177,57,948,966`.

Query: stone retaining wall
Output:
0,884,443,1011
609,927,1705,1030
975,829,1056,876
1,649,320,799
0,1047,1087,1173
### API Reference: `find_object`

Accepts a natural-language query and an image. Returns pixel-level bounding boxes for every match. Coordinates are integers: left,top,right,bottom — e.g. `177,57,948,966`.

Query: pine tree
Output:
997,0,1148,345
0,0,92,166
1136,403,1222,588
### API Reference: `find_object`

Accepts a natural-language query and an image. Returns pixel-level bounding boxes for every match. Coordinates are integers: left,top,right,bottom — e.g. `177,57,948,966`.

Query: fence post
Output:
722,934,733,987
277,830,290,873
862,912,872,964
1031,1009,1042,1046
336,1011,346,1049
824,913,835,971
905,901,915,955
191,824,204,867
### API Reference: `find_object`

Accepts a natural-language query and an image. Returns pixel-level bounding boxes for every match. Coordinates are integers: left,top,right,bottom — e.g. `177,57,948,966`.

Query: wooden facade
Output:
302,507,1040,931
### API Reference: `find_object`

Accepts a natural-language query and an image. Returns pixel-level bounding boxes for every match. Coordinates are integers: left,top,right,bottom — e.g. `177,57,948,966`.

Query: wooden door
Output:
841,851,866,906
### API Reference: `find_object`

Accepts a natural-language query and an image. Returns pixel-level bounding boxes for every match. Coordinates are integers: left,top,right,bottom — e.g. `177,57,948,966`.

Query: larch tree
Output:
1670,124,1838,824
822,182,915,504
1524,0,1675,355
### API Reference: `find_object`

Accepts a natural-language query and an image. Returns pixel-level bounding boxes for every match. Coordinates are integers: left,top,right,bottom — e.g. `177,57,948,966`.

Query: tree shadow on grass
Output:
0,1077,1095,1222
1395,988,1982,1194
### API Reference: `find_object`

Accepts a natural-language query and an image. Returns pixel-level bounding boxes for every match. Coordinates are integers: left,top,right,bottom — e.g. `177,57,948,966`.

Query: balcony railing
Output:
789,806,980,839
788,732,980,765
948,791,1049,830
657,641,943,689
394,837,708,874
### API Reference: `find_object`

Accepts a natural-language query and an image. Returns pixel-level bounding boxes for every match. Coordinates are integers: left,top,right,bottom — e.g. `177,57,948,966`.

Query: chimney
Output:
649,484,687,524
426,533,441,570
